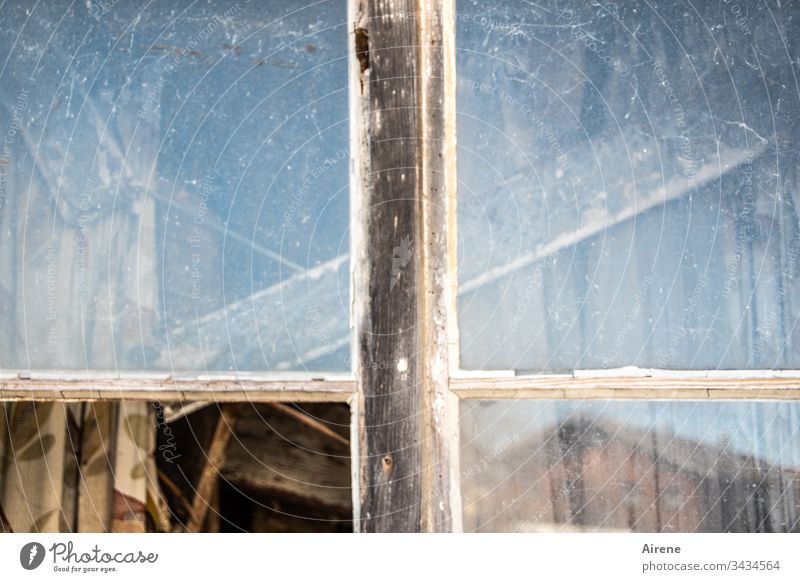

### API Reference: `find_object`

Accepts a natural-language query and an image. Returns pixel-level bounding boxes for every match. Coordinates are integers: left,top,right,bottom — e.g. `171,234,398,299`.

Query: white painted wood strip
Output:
0,377,355,401
451,371,800,400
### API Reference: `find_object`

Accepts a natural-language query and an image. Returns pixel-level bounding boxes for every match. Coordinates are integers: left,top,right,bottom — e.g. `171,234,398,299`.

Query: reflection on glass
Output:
457,0,800,370
0,1,349,373
461,400,800,532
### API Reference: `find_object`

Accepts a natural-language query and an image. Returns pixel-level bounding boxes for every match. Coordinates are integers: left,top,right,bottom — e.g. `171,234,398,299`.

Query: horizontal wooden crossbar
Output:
0,373,355,402
451,368,800,400
5,368,800,401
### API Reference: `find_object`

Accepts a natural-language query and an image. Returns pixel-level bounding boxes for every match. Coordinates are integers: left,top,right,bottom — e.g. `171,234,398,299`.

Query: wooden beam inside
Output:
186,404,241,533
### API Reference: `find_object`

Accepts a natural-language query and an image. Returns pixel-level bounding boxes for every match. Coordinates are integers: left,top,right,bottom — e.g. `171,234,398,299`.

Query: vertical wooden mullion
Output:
417,0,461,533
352,0,422,533
350,0,459,532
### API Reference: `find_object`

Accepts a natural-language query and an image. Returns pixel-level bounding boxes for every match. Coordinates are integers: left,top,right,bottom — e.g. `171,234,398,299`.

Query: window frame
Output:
444,0,800,533
3,0,800,534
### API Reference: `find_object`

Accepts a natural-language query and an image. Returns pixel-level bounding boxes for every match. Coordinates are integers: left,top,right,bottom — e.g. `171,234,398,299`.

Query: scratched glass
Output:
0,1,349,373
456,0,800,371
461,400,800,532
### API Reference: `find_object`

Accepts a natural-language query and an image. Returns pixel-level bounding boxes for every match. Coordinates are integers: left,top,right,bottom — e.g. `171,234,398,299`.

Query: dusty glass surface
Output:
0,1,349,373
461,400,800,532
457,0,800,370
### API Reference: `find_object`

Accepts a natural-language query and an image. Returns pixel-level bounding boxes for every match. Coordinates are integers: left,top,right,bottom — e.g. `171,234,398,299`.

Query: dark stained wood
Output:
353,0,422,532
268,402,349,447
223,403,351,513
0,502,12,533
352,0,458,532
186,404,240,532
157,403,351,531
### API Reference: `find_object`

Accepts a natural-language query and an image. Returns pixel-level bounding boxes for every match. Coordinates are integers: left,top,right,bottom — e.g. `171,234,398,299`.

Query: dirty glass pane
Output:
0,1,349,372
457,0,800,370
461,400,800,532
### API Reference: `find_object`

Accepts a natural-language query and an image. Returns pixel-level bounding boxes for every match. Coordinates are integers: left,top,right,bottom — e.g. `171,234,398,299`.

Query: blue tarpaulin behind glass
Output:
0,1,349,373
457,0,800,371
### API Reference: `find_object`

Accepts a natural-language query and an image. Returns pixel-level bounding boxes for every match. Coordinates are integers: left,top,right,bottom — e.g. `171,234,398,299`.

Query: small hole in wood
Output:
355,27,369,74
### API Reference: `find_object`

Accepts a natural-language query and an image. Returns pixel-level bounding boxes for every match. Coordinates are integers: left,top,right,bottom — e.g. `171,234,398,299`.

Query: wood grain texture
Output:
223,404,351,513
452,371,800,400
353,0,422,533
186,403,240,532
0,377,354,402
351,0,459,533
417,0,460,533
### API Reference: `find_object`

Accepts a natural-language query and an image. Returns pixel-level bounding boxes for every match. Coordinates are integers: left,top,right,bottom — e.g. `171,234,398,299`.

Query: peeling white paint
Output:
397,357,408,373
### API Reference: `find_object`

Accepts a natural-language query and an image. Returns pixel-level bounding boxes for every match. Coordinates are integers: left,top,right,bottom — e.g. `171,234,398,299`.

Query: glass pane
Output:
0,1,349,373
457,0,800,371
0,400,352,532
461,400,800,532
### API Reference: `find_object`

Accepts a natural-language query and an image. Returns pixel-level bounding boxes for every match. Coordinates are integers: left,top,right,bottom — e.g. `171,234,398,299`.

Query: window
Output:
456,0,800,372
0,0,354,533
454,0,800,532
0,400,352,532
0,0,349,373
461,400,800,532
1,0,799,533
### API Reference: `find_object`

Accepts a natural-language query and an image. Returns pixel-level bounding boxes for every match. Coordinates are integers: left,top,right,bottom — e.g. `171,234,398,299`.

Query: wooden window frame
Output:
3,0,800,534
